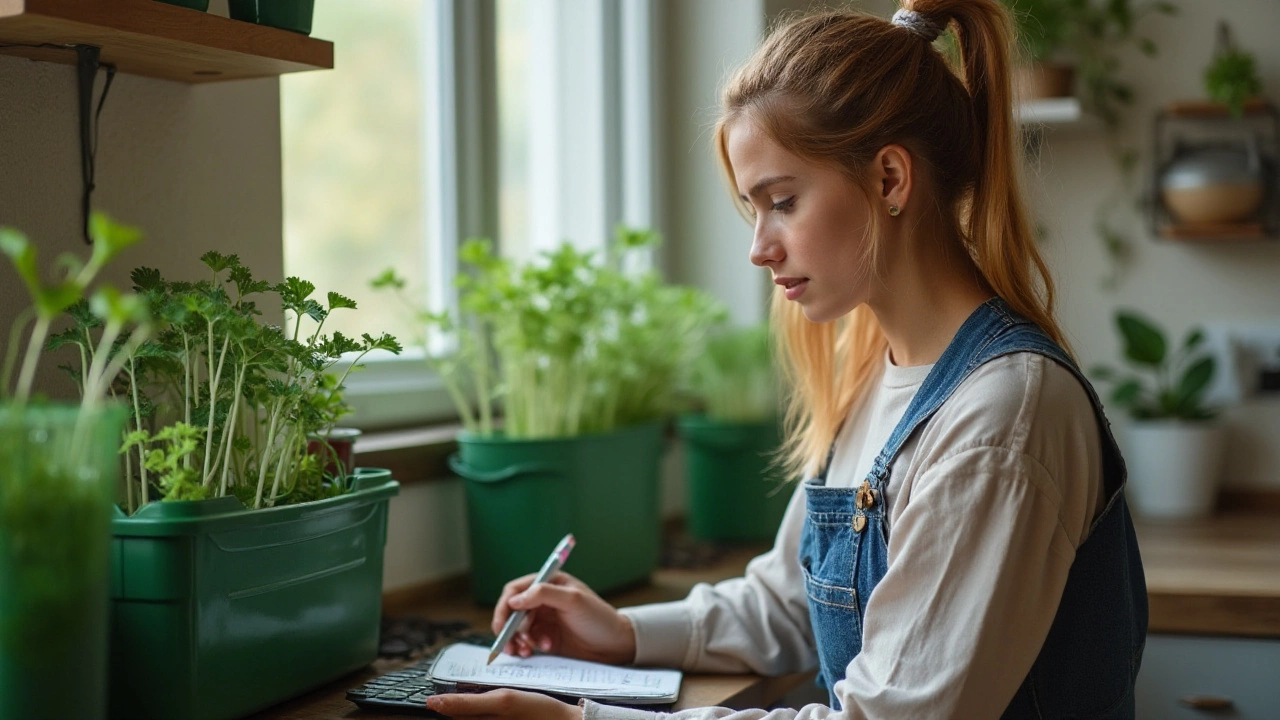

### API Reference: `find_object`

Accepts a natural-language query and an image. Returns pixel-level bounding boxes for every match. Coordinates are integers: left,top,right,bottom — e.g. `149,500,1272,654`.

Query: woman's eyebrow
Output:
741,175,797,202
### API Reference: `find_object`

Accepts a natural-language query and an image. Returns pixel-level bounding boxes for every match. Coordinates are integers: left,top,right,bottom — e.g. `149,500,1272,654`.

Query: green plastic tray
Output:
107,469,398,720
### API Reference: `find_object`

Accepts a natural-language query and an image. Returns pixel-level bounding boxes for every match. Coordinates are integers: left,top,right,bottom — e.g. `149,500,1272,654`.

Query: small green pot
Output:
678,415,792,542
228,0,314,35
450,424,665,605
0,404,126,720
154,0,211,11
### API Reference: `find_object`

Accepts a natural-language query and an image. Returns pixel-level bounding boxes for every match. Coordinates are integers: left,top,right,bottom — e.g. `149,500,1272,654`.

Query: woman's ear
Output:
874,145,914,213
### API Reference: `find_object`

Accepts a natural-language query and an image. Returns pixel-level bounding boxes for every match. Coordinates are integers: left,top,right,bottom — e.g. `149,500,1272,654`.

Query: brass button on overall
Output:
853,515,867,533
855,480,876,511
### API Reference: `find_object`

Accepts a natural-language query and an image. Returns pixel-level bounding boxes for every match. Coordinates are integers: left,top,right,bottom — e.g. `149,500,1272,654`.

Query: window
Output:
281,0,432,347
281,0,657,429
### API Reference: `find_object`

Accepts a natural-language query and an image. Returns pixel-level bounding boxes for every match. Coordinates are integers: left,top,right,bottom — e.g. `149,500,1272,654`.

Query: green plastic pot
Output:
678,415,792,542
227,0,314,35
450,423,665,605
107,468,399,720
154,0,210,11
0,404,125,720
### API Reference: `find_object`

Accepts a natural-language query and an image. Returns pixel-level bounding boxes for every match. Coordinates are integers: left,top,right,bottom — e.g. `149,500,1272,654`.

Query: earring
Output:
888,205,901,217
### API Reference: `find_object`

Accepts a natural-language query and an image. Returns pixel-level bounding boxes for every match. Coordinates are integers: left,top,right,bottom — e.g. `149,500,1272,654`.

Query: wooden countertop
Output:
1138,511,1280,639
250,544,813,718
251,512,1280,718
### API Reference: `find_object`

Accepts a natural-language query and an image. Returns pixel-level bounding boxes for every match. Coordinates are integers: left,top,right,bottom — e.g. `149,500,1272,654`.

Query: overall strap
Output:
867,298,1105,487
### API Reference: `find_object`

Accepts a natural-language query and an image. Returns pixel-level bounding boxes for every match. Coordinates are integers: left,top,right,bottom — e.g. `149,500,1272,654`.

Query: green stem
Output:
202,330,230,486
13,316,52,405
128,355,149,500
218,362,248,496
1,307,34,399
254,398,285,509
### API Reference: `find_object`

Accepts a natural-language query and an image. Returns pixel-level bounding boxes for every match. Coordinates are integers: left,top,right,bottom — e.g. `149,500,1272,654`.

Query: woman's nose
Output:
749,224,783,267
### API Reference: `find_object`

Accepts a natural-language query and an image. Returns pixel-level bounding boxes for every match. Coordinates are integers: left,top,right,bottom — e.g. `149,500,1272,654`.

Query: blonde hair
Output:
714,0,1069,478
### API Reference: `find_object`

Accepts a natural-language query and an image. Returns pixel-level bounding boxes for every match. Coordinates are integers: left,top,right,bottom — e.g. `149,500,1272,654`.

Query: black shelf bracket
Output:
74,44,115,245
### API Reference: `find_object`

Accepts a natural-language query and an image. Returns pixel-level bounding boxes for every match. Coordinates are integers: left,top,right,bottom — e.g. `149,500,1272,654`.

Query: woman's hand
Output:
425,689,581,719
492,571,637,665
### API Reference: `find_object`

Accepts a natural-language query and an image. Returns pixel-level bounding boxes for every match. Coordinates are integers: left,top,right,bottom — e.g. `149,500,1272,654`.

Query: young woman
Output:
427,1,1147,718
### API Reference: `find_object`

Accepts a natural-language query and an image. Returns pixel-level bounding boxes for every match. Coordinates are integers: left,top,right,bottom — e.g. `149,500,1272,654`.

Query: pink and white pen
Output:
486,533,576,665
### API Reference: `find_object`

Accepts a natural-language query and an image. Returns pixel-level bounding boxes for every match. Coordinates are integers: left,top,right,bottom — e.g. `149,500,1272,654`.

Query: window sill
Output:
353,423,460,486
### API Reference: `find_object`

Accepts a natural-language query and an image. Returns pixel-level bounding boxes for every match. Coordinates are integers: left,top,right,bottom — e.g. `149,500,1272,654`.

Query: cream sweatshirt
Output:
583,351,1105,720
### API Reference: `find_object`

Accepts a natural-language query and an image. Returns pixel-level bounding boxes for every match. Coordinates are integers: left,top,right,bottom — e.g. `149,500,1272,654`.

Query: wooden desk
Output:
251,544,814,718
1138,511,1280,639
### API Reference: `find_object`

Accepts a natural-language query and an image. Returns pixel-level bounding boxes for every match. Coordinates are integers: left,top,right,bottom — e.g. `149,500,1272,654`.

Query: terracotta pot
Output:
1015,63,1075,100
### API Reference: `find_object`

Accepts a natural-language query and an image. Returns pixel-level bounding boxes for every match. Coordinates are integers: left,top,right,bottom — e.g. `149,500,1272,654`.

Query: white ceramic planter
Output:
1122,421,1225,520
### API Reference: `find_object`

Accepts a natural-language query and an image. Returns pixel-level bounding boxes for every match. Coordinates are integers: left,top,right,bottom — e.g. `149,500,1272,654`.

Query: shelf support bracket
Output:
74,44,115,245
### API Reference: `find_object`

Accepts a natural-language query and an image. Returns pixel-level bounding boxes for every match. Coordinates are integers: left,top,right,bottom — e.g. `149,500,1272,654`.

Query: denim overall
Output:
798,298,1147,719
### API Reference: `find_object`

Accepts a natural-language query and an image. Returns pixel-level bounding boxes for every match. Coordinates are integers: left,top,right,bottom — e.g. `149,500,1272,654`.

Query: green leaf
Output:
278,277,317,306
1116,311,1166,367
1138,37,1157,57
199,251,237,273
37,281,84,318
1089,364,1117,382
1182,327,1205,351
1176,356,1215,407
88,213,143,267
131,266,163,291
1110,379,1143,406
327,291,358,311
0,227,39,295
370,269,406,290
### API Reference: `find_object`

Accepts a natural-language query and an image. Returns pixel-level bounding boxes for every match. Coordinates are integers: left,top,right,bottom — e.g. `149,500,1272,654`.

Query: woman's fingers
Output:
425,689,580,718
491,573,539,635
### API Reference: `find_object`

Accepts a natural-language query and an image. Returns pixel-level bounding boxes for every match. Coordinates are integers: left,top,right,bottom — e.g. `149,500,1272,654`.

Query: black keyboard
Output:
346,654,451,716
347,635,491,716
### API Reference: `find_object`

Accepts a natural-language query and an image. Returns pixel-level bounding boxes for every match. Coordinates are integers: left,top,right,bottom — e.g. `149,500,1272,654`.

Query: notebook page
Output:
429,643,681,700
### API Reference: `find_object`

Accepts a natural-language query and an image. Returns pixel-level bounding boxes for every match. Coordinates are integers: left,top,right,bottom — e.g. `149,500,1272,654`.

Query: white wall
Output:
1031,0,1280,490
0,0,283,399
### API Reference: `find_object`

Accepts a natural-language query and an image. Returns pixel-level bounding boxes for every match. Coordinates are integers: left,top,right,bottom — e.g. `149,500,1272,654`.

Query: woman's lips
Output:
778,278,809,301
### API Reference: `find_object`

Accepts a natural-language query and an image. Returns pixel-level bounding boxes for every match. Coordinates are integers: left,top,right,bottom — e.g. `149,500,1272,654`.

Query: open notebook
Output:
427,642,683,705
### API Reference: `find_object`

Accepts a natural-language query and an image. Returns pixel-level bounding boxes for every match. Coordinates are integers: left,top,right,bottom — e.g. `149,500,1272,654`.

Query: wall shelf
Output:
1148,100,1279,243
1018,97,1090,126
0,0,333,83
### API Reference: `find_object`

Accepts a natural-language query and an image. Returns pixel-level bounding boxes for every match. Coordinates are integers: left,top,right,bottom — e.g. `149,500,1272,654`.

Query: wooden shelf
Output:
1018,97,1087,126
0,0,333,83
1158,222,1269,242
1164,99,1275,119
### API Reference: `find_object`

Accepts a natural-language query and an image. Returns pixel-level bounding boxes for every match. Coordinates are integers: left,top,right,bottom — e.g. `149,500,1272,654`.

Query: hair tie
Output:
891,8,945,42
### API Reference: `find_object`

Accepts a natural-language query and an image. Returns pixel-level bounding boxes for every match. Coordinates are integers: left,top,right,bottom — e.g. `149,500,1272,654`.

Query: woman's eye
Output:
771,197,796,213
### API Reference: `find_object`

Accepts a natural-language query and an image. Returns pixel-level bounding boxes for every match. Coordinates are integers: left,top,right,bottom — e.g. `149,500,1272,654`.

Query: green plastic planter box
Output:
679,416,791,542
450,424,664,605
107,469,399,720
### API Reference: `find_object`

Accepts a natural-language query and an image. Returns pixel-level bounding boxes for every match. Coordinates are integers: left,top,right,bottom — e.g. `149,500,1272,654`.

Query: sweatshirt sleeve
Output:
619,480,818,676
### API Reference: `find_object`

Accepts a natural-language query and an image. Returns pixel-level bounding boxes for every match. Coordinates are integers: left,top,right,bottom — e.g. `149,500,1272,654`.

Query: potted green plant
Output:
678,324,790,543
1,214,147,720
1090,310,1223,520
1203,21,1263,119
375,227,723,603
1000,0,1075,99
76,251,403,720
